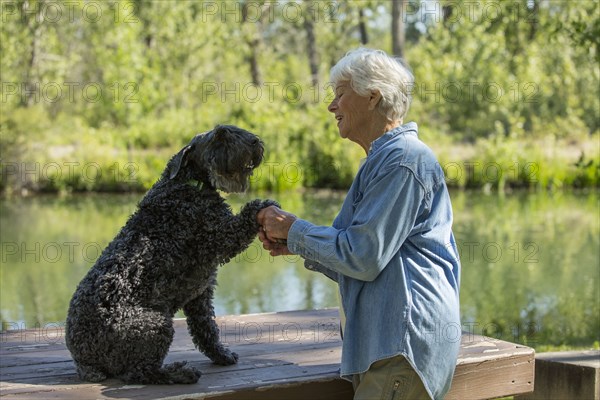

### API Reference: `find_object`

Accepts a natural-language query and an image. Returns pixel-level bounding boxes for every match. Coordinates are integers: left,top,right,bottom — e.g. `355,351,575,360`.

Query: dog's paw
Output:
240,199,280,233
163,361,202,384
212,349,239,366
177,365,202,384
261,199,280,209
240,199,279,220
243,199,280,212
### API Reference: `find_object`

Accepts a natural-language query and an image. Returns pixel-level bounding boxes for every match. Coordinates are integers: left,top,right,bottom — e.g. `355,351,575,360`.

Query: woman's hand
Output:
257,228,294,256
256,206,297,256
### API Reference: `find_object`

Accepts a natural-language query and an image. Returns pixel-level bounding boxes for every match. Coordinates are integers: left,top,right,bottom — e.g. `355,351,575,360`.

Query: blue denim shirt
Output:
288,122,461,399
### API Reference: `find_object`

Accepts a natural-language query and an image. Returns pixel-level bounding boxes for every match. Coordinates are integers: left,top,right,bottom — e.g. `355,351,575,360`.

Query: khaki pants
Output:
352,355,431,400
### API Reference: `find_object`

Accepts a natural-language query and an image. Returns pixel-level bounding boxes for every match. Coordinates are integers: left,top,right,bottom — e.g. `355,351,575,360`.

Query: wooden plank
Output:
198,378,354,400
1,341,341,382
516,350,599,400
0,308,534,399
448,353,534,399
447,333,535,399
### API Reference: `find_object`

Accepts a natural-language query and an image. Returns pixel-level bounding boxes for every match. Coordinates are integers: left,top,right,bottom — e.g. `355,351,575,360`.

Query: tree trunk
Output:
391,0,406,57
132,0,153,48
443,4,454,28
22,0,44,107
304,0,319,87
241,1,264,86
358,8,369,44
528,0,539,40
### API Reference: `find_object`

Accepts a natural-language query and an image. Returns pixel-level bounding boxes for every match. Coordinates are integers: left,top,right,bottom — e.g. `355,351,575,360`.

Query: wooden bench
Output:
0,309,534,399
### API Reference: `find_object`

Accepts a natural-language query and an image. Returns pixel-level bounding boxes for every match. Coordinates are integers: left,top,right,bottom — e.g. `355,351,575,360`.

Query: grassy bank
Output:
1,126,597,196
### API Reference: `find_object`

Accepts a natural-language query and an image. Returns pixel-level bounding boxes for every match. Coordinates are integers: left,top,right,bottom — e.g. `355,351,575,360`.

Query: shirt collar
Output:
368,121,418,155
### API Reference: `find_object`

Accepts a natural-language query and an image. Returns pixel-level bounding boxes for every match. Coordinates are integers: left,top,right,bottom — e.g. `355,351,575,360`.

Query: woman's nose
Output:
328,98,337,113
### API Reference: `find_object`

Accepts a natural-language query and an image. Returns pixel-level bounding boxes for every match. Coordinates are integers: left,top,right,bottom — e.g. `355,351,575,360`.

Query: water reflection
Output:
1,190,598,349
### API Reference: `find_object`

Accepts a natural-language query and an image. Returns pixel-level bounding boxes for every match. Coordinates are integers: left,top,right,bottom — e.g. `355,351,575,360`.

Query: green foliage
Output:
407,0,599,141
454,133,600,190
1,0,598,194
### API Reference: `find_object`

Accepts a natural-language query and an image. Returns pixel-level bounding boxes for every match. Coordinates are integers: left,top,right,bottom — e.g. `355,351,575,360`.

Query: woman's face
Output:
327,81,374,142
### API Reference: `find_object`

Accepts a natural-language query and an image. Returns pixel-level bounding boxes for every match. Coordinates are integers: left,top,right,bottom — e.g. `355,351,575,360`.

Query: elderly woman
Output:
257,48,461,400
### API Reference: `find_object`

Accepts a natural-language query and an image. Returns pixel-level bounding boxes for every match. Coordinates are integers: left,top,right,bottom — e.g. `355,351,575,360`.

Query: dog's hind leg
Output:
115,307,201,384
120,361,201,384
74,362,108,383
183,286,238,366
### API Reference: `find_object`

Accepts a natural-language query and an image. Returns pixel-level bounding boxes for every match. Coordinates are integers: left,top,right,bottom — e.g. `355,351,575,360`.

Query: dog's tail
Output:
119,361,202,385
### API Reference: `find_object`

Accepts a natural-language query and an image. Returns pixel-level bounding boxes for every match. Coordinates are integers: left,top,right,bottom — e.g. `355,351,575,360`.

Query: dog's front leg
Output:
183,285,238,365
214,199,280,261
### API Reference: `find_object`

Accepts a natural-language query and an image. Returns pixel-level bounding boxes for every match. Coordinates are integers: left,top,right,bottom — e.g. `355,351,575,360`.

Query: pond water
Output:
1,190,598,350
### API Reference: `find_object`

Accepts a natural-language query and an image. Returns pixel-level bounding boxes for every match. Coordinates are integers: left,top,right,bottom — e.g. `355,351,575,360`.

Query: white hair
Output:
329,48,414,122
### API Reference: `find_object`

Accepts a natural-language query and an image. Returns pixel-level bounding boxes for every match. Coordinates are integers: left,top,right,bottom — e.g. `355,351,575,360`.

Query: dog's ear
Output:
169,144,193,180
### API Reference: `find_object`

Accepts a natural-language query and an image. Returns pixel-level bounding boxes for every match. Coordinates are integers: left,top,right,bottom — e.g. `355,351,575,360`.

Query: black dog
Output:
66,125,277,384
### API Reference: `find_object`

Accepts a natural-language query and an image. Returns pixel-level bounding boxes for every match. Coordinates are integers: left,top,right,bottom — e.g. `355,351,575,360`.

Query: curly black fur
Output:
65,125,278,384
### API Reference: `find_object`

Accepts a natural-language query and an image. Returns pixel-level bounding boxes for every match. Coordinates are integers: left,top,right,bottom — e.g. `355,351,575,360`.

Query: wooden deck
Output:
0,309,534,399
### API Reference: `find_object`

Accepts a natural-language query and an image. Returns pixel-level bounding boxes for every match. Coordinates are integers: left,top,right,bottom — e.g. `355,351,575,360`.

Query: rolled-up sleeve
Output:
288,165,425,281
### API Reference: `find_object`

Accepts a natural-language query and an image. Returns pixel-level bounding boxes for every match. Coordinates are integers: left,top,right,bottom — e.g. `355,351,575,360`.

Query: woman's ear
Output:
368,90,382,110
